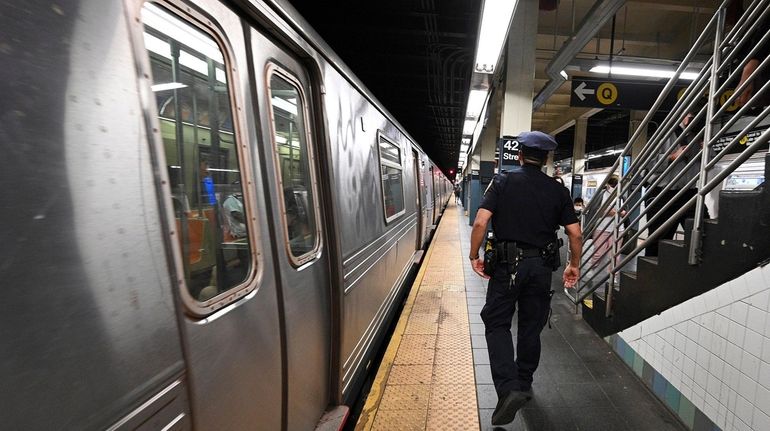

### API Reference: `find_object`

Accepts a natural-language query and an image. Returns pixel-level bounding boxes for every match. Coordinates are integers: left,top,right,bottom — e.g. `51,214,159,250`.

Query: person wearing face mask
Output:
573,197,584,220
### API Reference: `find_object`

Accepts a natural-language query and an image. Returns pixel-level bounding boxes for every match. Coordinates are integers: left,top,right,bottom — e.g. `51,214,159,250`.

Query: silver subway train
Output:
0,0,453,429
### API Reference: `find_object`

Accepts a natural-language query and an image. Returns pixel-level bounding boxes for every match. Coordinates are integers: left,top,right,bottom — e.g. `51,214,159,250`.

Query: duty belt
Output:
494,241,545,263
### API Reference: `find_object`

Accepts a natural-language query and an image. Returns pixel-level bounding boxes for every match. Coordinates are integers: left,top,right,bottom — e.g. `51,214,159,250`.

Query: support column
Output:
545,152,555,175
571,118,588,199
467,148,481,221
628,110,648,159
626,110,648,233
468,109,500,225
572,118,587,174
499,0,538,138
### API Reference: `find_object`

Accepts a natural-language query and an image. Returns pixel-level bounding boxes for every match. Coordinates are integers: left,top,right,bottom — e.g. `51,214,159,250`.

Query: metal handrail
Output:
579,6,722,226
573,0,770,313
581,55,715,236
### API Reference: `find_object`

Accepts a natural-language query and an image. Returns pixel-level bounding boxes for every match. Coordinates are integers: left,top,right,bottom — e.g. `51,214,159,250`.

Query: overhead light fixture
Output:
559,70,568,80
151,82,187,92
474,0,517,74
143,3,224,64
460,144,469,153
463,120,477,136
272,97,298,115
462,138,470,144
590,65,699,81
465,89,488,119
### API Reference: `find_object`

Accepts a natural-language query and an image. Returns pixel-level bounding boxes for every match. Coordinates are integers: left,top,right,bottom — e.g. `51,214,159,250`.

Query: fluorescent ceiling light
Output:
143,3,224,64
460,144,469,153
465,90,488,119
463,120,477,136
590,65,699,81
462,138,470,144
151,82,187,92
272,97,298,116
560,70,568,80
586,148,623,160
474,0,517,74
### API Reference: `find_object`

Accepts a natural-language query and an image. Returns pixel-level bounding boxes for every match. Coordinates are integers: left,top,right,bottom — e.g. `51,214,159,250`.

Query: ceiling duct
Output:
532,0,627,110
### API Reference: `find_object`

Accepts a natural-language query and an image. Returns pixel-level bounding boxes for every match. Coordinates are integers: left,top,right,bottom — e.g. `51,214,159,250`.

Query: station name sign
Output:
498,135,520,168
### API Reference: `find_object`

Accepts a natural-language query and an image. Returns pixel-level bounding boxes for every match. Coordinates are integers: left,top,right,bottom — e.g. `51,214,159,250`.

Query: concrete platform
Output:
356,202,686,431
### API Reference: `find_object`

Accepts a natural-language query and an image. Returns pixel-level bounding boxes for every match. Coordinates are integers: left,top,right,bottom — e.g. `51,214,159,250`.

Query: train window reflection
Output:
141,3,253,308
267,69,319,263
378,134,405,222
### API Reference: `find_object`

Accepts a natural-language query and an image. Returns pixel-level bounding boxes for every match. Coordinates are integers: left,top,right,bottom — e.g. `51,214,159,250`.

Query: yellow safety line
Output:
355,214,446,431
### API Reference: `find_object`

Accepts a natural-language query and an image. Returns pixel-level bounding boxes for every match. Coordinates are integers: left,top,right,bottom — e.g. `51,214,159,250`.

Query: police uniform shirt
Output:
479,164,578,248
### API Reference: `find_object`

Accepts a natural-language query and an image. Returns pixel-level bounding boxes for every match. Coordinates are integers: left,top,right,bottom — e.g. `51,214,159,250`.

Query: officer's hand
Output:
471,258,489,279
563,264,579,289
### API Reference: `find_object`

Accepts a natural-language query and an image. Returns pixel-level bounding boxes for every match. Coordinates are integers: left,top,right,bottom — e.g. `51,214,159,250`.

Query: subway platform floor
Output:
355,201,686,431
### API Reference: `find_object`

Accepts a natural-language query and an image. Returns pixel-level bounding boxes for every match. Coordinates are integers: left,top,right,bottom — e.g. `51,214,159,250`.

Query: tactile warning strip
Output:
356,202,480,431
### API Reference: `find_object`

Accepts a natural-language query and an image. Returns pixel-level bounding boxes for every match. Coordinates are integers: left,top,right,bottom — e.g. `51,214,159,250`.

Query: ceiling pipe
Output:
532,0,627,110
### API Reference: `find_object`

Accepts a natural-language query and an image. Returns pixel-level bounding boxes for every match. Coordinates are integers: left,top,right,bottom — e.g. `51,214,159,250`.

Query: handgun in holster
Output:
541,238,564,271
482,232,497,277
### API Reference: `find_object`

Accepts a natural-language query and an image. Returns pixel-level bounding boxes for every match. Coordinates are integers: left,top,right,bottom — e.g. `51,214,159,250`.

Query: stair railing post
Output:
606,170,622,317
689,6,725,265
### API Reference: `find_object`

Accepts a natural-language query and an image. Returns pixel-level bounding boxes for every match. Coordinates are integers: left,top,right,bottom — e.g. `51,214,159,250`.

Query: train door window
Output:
266,65,320,264
377,133,405,222
141,3,253,311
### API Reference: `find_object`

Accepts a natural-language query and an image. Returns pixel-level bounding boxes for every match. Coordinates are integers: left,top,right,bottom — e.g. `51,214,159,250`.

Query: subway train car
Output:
0,0,452,430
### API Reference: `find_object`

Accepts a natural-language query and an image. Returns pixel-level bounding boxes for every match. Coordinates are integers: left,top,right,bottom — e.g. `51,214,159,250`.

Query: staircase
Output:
583,154,770,337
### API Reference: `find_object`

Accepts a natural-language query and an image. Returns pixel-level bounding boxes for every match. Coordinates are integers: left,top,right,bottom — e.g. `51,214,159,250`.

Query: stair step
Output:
638,256,659,266
621,271,637,280
660,239,686,248
582,152,770,338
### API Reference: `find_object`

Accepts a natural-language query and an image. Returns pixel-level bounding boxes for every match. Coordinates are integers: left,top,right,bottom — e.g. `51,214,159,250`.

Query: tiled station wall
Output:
615,264,770,431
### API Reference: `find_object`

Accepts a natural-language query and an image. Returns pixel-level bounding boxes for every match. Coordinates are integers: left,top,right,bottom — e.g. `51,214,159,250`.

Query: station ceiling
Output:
287,0,714,177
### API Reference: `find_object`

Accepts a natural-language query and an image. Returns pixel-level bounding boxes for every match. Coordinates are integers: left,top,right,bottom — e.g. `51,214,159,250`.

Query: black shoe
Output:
490,390,532,426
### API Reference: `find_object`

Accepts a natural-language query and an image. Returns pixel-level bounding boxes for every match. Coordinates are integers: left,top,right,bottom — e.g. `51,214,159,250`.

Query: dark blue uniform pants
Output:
480,257,553,397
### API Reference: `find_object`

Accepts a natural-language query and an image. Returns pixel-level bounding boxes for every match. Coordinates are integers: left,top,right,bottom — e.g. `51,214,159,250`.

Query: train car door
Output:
136,3,283,429
412,149,424,249
250,31,331,431
430,166,439,223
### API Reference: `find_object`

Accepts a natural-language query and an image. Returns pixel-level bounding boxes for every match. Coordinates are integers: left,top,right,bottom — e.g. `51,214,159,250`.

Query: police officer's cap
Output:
517,131,557,151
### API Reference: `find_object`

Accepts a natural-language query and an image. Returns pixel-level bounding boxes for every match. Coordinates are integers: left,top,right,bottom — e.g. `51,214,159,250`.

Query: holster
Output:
541,238,564,271
483,233,497,277
484,236,564,275
495,241,523,275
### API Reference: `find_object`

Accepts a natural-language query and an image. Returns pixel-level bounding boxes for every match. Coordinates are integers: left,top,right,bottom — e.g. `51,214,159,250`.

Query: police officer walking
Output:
468,131,582,426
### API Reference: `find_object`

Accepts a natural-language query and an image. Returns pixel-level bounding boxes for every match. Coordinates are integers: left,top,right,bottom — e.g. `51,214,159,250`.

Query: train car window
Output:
377,134,406,222
266,67,319,264
141,3,253,309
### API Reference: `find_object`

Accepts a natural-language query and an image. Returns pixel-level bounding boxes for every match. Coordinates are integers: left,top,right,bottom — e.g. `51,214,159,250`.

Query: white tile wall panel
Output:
758,362,770,389
618,264,770,430
746,306,766,335
745,329,764,358
762,337,770,363
752,408,770,431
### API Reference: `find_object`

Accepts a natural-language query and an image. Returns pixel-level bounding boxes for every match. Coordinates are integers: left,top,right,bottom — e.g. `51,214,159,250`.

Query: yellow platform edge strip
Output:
354,215,445,431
